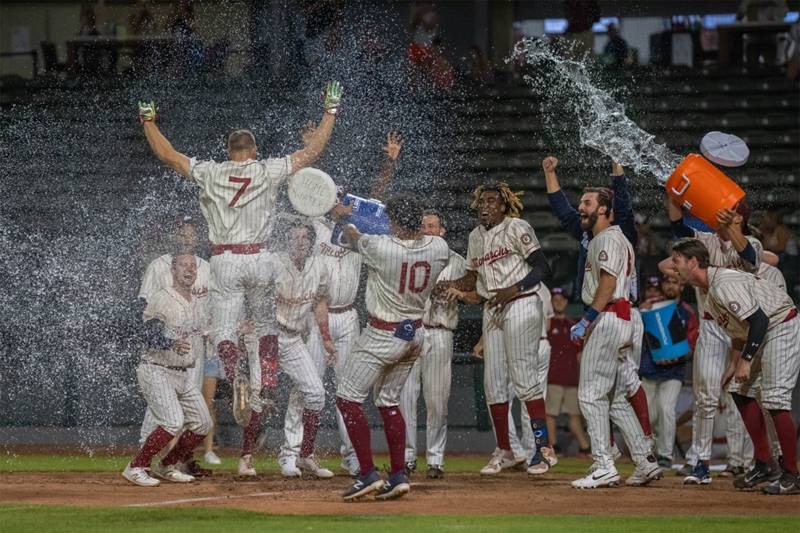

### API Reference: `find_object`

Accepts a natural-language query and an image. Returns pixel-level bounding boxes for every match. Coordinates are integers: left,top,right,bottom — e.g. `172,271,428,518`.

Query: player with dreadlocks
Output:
435,182,555,476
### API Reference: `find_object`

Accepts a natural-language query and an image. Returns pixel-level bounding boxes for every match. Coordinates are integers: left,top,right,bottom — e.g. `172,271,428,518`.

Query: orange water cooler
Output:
665,154,745,229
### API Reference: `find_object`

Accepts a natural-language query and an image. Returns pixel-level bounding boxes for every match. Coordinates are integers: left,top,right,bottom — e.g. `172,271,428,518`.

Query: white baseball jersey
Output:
703,267,795,341
423,250,466,330
189,156,292,244
537,283,554,338
693,231,763,315
141,287,207,368
269,252,329,332
358,234,449,322
466,217,542,300
757,262,787,292
138,254,211,303
313,219,362,307
582,225,634,306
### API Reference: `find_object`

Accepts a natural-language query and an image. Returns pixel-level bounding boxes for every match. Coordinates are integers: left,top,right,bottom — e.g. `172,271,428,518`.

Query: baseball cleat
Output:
375,469,411,501
405,459,417,475
342,466,384,501
153,463,195,483
761,471,800,495
122,463,160,487
675,463,694,477
480,448,517,475
719,464,746,478
182,459,212,478
626,458,663,486
426,465,445,479
233,376,252,427
572,467,621,489
683,462,712,485
204,451,222,465
237,454,257,477
297,455,334,479
527,445,558,475
734,460,781,490
657,456,673,469
340,454,360,478
513,456,529,471
278,455,302,478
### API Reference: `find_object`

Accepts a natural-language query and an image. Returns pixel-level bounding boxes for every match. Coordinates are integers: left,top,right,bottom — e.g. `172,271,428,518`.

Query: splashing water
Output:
510,38,683,183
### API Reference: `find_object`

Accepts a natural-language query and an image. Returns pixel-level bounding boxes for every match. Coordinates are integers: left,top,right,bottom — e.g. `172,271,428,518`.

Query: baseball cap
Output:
645,275,661,289
735,202,752,235
550,287,566,296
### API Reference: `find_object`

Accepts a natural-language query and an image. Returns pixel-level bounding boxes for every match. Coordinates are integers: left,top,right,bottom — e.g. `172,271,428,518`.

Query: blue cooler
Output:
330,194,390,247
641,301,691,361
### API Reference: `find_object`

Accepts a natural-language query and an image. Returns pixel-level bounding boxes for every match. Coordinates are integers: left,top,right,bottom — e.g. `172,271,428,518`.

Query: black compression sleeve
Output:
738,241,756,266
516,249,552,292
670,218,694,239
143,319,173,350
741,309,769,362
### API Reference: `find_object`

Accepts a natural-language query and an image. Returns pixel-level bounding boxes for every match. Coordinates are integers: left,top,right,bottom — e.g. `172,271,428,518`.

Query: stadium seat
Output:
524,212,559,230
541,233,578,253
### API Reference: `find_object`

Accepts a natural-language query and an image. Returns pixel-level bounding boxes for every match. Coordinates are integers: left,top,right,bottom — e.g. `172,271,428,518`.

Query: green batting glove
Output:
323,81,343,115
138,100,157,124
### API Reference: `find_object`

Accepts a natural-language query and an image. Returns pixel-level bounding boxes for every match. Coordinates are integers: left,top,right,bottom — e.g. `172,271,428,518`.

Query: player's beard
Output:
580,209,598,232
664,289,679,300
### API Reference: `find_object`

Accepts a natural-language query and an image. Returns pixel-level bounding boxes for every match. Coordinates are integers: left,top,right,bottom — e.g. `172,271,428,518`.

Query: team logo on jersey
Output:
728,301,740,313
472,247,510,267
521,233,533,245
598,250,608,262
585,260,592,272
716,313,730,330
319,242,350,259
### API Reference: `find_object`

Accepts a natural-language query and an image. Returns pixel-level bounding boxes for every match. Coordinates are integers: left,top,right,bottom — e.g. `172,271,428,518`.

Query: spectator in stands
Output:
467,45,492,86
639,273,699,469
76,3,100,74
758,210,796,262
602,23,629,68
168,0,204,70
545,287,591,457
427,38,455,90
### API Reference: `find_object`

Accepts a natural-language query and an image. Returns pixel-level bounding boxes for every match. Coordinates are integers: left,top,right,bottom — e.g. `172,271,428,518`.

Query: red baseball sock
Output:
770,411,798,474
524,398,547,421
737,399,772,463
489,403,511,451
609,419,616,447
131,426,174,468
300,409,322,458
242,410,262,457
218,340,238,384
259,335,279,388
379,406,407,474
336,397,374,474
161,430,206,467
627,386,653,437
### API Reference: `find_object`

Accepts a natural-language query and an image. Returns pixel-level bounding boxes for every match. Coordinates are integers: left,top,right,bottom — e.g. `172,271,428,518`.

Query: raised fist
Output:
138,100,157,124
542,156,558,173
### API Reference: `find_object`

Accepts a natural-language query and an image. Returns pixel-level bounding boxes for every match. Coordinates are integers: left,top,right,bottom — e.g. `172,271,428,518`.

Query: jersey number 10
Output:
398,261,431,294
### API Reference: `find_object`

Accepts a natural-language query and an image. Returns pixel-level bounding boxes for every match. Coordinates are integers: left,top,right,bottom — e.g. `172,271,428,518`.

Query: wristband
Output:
585,307,600,323
326,107,340,116
741,351,756,363
319,323,333,343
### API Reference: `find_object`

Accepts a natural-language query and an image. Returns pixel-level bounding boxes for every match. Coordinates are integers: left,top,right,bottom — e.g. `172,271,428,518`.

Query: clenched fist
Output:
542,156,558,173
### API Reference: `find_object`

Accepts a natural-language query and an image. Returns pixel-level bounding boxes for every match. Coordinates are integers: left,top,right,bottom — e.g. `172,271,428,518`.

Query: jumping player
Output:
670,238,800,495
334,195,450,501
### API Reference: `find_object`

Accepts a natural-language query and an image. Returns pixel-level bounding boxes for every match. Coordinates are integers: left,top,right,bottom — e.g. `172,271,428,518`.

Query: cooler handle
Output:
670,174,690,196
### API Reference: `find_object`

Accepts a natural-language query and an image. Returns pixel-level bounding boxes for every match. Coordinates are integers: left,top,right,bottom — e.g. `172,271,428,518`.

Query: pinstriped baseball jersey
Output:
138,254,210,304
465,217,541,300
703,267,795,341
141,287,207,368
423,250,466,329
269,253,329,332
757,262,787,292
189,156,292,245
313,219,362,307
537,283,554,338
358,235,449,323
582,226,634,306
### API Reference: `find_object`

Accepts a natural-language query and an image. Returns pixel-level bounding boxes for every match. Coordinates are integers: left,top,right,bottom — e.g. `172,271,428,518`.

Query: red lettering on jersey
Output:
319,242,349,259
716,313,730,330
399,261,432,294
471,247,511,268
228,176,252,207
191,286,209,298
277,289,316,306
585,260,592,272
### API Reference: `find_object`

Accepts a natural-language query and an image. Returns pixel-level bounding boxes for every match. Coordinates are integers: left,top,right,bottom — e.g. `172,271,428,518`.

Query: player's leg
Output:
201,375,219,464
332,309,360,475
724,392,754,473
545,384,563,454
659,379,683,465
399,357,422,472
160,372,213,472
210,254,246,383
640,379,661,454
421,328,453,475
521,338,551,466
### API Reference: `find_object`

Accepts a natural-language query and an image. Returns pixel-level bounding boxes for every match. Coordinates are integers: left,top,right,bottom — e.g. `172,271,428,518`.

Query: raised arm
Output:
369,132,403,201
611,162,638,247
139,101,191,178
289,82,342,172
543,157,583,241
667,197,694,238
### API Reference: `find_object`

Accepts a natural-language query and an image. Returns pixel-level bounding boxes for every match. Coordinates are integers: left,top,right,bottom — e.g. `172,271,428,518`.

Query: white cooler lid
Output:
288,168,337,217
700,131,749,167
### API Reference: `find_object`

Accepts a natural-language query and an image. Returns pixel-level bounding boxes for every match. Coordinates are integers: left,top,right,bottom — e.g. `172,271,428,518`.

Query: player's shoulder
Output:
506,217,534,232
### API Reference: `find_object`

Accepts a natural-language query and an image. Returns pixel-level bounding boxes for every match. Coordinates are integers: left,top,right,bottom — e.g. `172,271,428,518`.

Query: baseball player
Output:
136,82,341,400
123,254,213,486
670,238,800,495
666,198,763,485
398,209,466,479
436,182,555,476
544,157,655,455
136,215,214,477
569,187,662,489
334,195,450,501
279,132,403,479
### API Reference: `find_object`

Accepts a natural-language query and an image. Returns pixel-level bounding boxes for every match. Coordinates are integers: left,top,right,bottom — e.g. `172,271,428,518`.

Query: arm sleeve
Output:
612,174,638,247
741,308,769,362
515,249,551,292
670,217,695,239
509,219,541,258
143,318,173,350
264,156,293,185
547,189,583,241
738,237,762,273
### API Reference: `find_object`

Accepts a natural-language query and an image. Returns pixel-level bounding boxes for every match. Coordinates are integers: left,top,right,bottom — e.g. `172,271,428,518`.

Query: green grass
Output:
0,453,632,475
0,505,796,533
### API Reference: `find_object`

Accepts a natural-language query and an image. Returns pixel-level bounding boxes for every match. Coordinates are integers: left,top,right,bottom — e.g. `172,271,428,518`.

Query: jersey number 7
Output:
398,261,431,294
228,176,252,207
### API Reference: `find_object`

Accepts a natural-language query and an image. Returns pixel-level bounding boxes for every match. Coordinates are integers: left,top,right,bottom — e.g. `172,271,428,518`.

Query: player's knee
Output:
160,417,183,436
192,415,213,436
730,393,755,409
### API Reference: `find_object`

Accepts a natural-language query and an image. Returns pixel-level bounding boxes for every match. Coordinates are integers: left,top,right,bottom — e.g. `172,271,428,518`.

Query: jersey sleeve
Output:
142,291,170,323
356,234,383,268
189,158,214,186
465,232,478,272
594,233,625,279
509,218,541,258
263,156,293,185
741,236,762,273
710,276,760,322
451,253,467,279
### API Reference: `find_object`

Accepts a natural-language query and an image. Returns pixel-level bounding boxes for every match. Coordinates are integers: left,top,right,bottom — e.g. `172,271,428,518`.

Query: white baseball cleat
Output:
278,455,302,478
297,455,334,479
122,463,160,487
153,463,195,483
238,454,257,477
204,451,222,465
340,454,360,478
626,458,663,486
572,467,621,489
480,448,517,476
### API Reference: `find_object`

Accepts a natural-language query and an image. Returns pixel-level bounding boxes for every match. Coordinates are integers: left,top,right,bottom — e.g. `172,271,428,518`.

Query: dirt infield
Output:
2,469,798,516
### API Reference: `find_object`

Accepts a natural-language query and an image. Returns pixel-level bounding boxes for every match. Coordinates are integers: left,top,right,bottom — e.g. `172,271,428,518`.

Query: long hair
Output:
470,182,524,218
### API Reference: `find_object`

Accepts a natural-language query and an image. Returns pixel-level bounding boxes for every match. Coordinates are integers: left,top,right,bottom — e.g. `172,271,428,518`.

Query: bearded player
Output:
334,195,450,501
